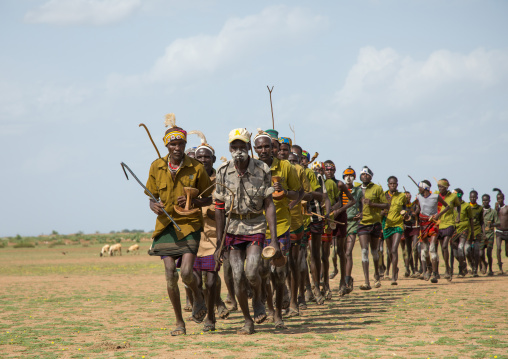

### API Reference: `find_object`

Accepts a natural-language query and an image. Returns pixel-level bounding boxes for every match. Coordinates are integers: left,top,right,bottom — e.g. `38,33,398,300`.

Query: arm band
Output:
215,200,225,210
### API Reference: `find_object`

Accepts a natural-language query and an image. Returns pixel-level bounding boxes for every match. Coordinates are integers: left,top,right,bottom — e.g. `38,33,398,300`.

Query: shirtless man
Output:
357,166,390,290
495,190,508,274
214,128,280,335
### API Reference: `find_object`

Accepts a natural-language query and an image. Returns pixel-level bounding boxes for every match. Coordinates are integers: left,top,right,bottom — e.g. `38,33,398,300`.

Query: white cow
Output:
126,244,140,254
100,244,110,257
109,243,122,256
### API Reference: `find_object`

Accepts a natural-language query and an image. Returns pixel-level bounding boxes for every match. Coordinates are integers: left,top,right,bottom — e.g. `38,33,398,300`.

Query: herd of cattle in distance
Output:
99,243,140,257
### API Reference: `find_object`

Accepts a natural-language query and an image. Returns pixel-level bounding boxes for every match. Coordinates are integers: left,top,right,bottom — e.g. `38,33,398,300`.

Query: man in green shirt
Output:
436,179,461,281
481,194,499,276
323,161,356,296
468,190,485,277
452,189,474,278
357,166,389,290
383,176,407,285
342,167,363,293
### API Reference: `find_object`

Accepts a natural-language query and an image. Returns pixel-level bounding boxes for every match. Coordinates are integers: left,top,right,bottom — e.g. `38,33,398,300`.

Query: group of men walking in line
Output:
142,114,508,336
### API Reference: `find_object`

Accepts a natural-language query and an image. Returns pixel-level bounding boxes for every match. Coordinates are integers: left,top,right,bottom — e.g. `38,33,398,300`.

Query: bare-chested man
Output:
214,128,280,335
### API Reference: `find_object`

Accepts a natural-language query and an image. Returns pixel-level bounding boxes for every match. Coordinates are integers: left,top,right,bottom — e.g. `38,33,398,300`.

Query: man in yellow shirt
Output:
452,189,474,278
436,179,461,281
291,145,330,306
254,131,300,329
145,114,212,336
279,138,309,317
357,166,389,290
383,176,407,285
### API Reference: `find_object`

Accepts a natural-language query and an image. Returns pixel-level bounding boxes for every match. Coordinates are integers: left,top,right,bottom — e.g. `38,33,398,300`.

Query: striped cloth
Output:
225,233,265,248
265,229,291,255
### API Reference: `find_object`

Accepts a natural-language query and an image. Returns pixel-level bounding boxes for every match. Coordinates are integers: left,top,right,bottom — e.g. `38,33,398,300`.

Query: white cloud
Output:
24,0,141,26
114,6,326,85
336,47,508,109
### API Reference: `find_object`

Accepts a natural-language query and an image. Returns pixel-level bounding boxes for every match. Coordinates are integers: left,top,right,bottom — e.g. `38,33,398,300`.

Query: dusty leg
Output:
370,235,381,287
496,234,503,273
288,243,300,315
310,232,324,303
222,252,238,310
229,248,255,333
203,271,217,330
163,257,185,334
389,233,402,284
359,234,371,288
429,236,439,282
442,235,452,279
321,240,331,296
330,236,339,279
271,265,288,329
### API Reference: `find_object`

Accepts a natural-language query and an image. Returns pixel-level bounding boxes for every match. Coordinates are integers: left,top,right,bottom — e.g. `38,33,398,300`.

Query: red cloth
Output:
419,214,438,241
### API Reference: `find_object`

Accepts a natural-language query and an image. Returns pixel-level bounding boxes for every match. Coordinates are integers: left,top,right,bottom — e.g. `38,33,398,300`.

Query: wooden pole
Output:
267,86,275,129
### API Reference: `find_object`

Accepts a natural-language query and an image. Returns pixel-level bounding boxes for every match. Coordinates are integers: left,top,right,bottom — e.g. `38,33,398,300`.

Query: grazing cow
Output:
100,244,110,257
109,243,122,256
126,244,140,254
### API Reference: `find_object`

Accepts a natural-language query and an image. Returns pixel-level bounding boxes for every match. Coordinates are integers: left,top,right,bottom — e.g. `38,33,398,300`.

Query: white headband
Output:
419,182,430,190
196,145,214,156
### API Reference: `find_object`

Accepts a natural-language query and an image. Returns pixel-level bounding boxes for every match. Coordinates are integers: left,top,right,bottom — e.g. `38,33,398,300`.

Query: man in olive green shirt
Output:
383,176,407,285
436,179,461,280
468,190,485,277
452,189,474,278
357,166,389,290
146,114,212,336
482,194,499,276
254,131,300,329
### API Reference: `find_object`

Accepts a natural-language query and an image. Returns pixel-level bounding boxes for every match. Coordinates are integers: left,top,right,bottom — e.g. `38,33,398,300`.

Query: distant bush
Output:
49,240,65,248
13,241,35,248
0,241,6,248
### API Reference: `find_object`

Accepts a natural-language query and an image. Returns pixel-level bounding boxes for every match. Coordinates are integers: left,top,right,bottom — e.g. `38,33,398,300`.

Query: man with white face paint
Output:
214,128,280,335
342,167,363,293
357,166,390,290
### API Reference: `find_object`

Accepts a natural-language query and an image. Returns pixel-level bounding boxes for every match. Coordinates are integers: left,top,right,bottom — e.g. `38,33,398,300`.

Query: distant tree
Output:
110,230,116,234
51,230,59,235
15,234,22,241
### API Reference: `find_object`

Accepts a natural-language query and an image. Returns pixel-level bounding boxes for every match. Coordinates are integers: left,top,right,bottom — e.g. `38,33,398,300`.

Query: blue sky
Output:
1,0,507,237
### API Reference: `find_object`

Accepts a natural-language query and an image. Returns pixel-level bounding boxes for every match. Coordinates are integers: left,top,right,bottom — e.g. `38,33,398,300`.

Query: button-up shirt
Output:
266,158,301,238
214,158,274,235
385,191,408,229
290,164,311,232
145,154,212,240
198,170,217,257
438,191,461,229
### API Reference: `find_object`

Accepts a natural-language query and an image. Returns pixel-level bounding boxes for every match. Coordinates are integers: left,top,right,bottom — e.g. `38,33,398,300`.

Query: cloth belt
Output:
230,212,264,220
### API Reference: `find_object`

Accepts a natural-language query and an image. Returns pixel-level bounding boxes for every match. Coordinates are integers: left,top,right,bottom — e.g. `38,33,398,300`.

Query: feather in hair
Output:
310,152,319,163
164,113,176,128
220,156,227,162
493,188,503,194
188,130,207,145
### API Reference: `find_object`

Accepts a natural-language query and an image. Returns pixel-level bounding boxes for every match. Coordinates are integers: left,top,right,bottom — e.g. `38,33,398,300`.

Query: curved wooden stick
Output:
139,123,161,159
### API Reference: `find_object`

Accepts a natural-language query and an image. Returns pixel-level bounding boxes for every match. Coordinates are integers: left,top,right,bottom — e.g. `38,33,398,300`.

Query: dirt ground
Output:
1,243,507,358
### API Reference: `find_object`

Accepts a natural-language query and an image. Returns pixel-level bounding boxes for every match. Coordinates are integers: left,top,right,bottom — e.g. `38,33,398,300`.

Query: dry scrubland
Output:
1,239,507,359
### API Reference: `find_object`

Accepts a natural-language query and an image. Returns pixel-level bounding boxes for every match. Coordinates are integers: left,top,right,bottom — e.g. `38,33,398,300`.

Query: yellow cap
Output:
228,128,251,143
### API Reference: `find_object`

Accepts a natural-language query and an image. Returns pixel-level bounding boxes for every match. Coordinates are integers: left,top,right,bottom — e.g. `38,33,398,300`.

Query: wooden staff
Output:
289,124,295,143
139,123,161,159
408,175,419,188
267,86,275,129
305,211,345,225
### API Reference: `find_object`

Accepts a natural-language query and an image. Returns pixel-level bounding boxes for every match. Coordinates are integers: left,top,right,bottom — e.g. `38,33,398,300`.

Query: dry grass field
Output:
1,243,507,358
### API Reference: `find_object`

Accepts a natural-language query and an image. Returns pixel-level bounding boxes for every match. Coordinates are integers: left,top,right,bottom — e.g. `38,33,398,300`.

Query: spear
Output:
120,162,181,231
289,124,295,143
267,85,275,129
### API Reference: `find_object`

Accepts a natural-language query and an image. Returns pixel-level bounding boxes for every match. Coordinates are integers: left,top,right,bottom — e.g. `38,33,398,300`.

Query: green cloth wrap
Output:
383,226,404,239
148,225,200,257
